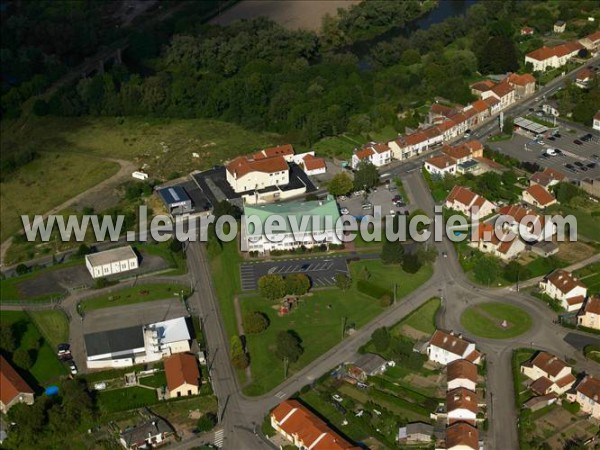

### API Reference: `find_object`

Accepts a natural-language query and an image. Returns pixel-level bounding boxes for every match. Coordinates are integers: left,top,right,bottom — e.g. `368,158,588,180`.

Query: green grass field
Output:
575,262,600,294
28,310,70,349
139,371,167,388
97,386,159,413
0,311,67,386
241,261,432,396
0,152,119,242
395,297,441,334
547,203,600,243
461,303,532,339
81,283,190,311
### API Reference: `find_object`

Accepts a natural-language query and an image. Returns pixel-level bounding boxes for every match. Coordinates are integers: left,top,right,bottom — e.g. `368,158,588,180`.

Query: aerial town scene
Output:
1,1,600,450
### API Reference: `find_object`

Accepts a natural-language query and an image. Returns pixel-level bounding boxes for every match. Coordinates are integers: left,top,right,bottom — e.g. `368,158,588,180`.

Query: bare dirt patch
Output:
210,0,361,31
556,240,597,264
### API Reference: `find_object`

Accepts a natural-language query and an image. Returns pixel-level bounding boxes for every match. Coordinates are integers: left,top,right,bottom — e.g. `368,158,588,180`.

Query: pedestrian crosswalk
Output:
213,429,224,448
274,390,287,399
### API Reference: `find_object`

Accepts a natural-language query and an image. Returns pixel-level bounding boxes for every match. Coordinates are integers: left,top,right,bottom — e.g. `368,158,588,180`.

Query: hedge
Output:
357,280,393,300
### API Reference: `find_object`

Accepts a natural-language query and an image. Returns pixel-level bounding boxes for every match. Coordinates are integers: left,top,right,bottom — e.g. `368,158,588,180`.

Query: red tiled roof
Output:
271,400,359,450
544,270,586,295
576,375,600,402
566,295,585,306
576,67,594,81
507,73,536,86
0,355,34,407
431,103,453,116
483,97,500,108
447,387,478,414
526,41,583,61
405,131,429,146
530,167,566,187
521,27,534,34
524,184,556,206
303,154,326,171
464,349,482,363
471,99,489,113
531,376,554,395
527,351,570,378
164,353,200,392
446,422,478,449
262,144,294,158
226,154,288,178
471,80,495,92
585,30,600,43
491,80,514,98
556,373,576,388
355,147,375,160
446,185,478,207
581,295,600,316
426,154,456,170
447,359,477,383
428,330,473,357
371,142,391,154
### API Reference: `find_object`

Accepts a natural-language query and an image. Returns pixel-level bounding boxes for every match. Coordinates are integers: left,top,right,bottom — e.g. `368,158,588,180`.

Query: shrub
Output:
196,413,217,432
243,312,269,334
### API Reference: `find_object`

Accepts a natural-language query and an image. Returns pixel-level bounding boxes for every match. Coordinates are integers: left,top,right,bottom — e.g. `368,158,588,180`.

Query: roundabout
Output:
460,302,533,339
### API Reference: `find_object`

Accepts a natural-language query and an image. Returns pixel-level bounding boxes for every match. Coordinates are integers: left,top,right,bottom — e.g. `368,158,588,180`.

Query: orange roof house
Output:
271,400,360,450
0,355,34,413
164,353,200,398
522,184,557,208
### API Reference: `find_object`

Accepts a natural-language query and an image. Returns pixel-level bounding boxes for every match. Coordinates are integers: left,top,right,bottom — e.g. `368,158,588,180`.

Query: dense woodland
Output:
1,1,599,149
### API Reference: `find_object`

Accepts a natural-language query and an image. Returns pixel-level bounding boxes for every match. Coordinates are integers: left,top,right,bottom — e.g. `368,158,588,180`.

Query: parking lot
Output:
491,132,600,181
337,183,408,218
240,256,349,291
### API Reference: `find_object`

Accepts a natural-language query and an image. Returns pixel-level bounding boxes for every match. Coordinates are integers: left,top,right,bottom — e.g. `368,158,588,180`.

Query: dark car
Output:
392,195,403,202
581,133,593,141
575,161,584,167
554,132,562,138
57,343,70,354
565,163,575,170
588,162,597,168
554,149,563,155
547,136,556,141
574,139,583,145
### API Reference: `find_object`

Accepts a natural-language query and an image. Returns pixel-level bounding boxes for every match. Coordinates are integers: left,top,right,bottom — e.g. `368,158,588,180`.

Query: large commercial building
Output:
242,196,342,254
85,246,139,279
84,317,192,369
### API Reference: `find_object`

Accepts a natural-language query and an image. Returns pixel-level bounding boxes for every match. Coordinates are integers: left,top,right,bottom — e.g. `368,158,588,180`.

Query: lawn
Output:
1,116,282,180
575,262,600,294
584,345,600,364
28,309,70,349
524,255,567,278
547,203,600,243
242,260,432,396
209,237,243,340
139,371,167,388
0,311,67,386
97,386,159,413
81,283,190,311
312,133,367,160
0,151,119,241
461,302,532,339
395,297,441,334
512,348,536,407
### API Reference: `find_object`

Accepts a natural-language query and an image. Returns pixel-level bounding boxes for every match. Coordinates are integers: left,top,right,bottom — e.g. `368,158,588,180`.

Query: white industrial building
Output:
85,246,139,279
84,317,192,369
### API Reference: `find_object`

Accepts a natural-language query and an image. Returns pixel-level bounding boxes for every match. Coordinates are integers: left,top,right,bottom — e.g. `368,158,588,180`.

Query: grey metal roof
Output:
353,353,387,374
85,246,137,267
120,417,174,447
158,185,191,206
514,117,549,135
84,326,144,357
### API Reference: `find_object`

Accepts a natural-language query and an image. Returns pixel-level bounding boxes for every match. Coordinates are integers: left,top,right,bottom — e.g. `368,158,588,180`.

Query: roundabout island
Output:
460,302,533,339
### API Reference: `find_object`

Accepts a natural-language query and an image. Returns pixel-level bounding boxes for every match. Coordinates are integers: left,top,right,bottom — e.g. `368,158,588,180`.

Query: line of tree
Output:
258,273,311,301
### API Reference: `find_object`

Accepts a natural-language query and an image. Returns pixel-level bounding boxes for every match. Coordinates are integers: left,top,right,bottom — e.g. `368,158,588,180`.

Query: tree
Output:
353,161,379,191
0,323,16,352
212,200,241,220
243,312,269,334
371,327,390,352
196,413,217,432
473,255,500,285
230,336,249,369
328,173,353,197
554,182,582,205
477,36,519,74
502,116,514,135
335,273,352,290
401,253,422,274
503,261,531,283
15,264,29,275
75,244,92,257
275,331,303,363
381,238,404,264
285,274,311,296
258,274,287,300
13,348,33,369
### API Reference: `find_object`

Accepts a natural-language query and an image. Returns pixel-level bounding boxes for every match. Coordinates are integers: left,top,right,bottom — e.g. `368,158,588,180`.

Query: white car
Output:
545,148,558,156
332,394,343,403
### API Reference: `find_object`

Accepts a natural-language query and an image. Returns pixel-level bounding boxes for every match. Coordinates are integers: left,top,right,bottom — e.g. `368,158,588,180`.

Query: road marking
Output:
214,429,224,447
275,390,287,399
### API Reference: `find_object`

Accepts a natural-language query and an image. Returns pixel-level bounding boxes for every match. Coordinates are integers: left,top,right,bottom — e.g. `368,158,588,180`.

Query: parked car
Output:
332,394,344,403
581,133,593,142
392,195,403,202
565,163,575,171
587,162,597,169
574,139,583,145
68,361,78,375
547,136,556,141
575,161,584,167
57,343,70,354
340,207,350,215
